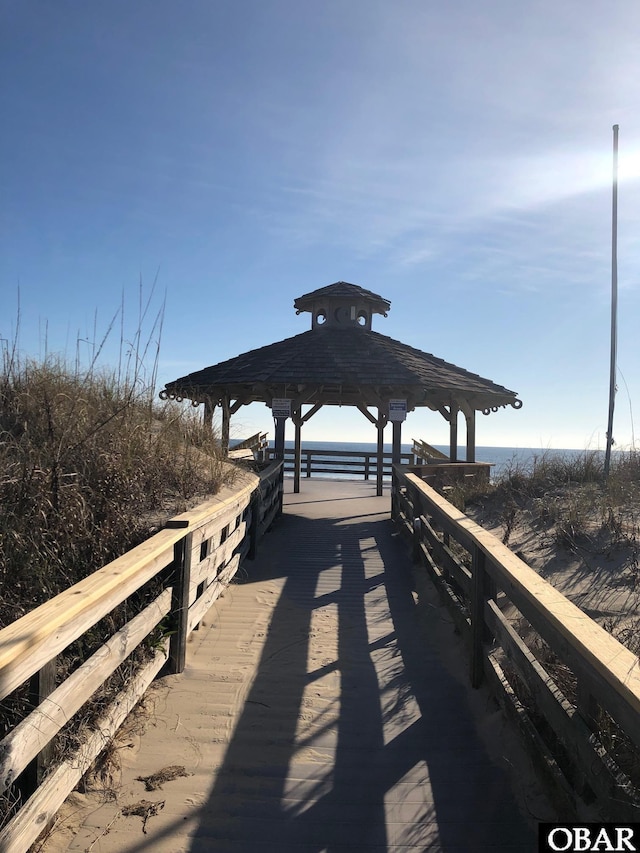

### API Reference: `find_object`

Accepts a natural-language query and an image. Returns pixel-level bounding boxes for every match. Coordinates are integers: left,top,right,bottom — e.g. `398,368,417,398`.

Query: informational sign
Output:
271,398,292,419
388,399,407,422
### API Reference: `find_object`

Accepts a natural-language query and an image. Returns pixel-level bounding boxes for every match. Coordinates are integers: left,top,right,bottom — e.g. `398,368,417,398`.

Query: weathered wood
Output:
415,538,471,640
485,599,640,816
271,447,412,479
230,431,268,452
0,649,167,853
293,410,302,494
274,415,286,459
394,467,640,809
0,590,171,797
483,653,579,819
471,544,494,688
258,494,281,538
392,419,402,464
465,407,476,463
221,395,230,453
419,516,472,597
410,472,640,718
449,403,458,461
248,495,259,559
168,532,193,674
377,409,386,496
412,438,448,462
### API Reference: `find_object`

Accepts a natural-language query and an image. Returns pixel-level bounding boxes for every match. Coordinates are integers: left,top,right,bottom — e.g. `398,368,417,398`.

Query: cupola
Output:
293,281,391,331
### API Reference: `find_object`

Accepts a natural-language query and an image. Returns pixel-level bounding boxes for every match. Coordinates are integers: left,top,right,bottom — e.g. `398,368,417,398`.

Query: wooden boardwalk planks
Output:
43,480,539,853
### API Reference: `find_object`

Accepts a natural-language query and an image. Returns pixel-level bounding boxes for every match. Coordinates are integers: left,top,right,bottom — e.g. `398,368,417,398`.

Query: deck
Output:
48,479,537,853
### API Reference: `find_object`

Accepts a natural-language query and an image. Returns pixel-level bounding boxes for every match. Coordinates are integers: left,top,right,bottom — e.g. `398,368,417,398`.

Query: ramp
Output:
45,480,538,853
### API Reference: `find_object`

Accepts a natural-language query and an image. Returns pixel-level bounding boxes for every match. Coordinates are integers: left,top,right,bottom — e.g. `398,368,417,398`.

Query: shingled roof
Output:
294,281,391,317
162,282,521,416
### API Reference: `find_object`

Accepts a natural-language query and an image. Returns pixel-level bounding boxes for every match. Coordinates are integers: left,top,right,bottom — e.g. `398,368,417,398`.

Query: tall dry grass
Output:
0,355,229,628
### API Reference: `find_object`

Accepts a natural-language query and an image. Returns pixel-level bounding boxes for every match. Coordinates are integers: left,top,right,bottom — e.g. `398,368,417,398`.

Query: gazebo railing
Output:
265,446,413,480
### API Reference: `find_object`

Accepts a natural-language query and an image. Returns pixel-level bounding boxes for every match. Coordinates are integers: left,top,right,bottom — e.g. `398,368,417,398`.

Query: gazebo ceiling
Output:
161,281,522,417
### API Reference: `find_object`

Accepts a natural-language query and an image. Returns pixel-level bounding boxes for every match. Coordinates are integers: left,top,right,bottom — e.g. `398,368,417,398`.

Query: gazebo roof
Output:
162,282,521,415
294,281,391,317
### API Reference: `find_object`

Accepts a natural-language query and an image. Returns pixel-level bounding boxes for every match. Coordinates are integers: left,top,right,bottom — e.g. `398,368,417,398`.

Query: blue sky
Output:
2,1,640,450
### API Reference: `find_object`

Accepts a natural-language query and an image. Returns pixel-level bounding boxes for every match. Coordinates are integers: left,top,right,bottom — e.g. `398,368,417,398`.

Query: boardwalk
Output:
47,480,539,853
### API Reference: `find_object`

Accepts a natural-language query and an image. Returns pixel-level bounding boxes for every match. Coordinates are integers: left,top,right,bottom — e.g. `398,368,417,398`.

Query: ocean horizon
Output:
259,439,610,480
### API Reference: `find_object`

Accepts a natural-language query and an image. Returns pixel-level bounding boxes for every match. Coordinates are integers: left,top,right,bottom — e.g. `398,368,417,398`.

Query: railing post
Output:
22,659,57,796
470,544,495,688
277,462,284,517
576,674,599,732
248,489,260,559
391,466,399,521
168,532,193,675
412,515,422,564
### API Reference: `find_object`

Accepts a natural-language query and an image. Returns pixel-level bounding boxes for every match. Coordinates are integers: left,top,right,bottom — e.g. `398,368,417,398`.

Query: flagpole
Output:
604,123,619,480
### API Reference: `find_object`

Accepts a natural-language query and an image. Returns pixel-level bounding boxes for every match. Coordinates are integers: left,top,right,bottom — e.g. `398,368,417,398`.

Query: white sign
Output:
271,398,292,419
388,399,407,422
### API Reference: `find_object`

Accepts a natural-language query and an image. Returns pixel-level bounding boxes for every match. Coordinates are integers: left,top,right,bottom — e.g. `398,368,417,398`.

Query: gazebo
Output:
161,282,522,493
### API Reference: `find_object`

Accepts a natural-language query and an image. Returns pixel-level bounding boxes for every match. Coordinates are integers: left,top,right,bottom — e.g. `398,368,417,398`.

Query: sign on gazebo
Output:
389,399,407,422
272,398,292,419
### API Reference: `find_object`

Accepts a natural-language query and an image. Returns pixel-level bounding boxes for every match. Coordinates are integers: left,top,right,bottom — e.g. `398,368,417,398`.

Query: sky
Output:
2,0,640,450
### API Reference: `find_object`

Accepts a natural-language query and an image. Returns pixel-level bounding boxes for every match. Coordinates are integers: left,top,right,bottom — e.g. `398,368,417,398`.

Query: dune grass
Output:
0,355,229,628
0,301,235,831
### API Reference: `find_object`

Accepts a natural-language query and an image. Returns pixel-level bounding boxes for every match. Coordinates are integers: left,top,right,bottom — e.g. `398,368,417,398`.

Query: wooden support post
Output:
293,411,302,494
274,416,286,460
203,397,215,431
449,403,458,462
376,410,386,497
23,659,57,795
412,515,422,564
392,419,402,465
248,491,260,559
465,408,476,463
576,674,599,732
277,461,284,517
470,544,495,688
391,466,398,521
221,396,230,454
168,532,193,675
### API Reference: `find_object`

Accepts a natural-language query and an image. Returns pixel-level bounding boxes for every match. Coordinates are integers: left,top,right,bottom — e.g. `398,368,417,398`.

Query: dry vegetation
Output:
449,450,640,796
0,340,232,831
0,356,230,627
452,449,640,643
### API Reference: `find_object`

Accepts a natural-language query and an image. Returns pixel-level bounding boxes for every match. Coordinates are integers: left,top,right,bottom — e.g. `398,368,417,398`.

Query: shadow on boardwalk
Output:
181,486,536,852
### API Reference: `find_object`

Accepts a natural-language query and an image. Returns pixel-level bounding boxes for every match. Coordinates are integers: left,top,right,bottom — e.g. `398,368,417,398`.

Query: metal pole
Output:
604,124,619,481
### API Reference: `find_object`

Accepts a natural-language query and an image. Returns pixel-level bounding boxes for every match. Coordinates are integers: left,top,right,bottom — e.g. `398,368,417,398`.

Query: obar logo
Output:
539,824,639,852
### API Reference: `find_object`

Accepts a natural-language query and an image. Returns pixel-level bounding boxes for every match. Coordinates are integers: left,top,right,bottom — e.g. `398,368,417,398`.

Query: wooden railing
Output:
392,465,640,820
228,432,269,461
266,446,413,479
0,460,284,853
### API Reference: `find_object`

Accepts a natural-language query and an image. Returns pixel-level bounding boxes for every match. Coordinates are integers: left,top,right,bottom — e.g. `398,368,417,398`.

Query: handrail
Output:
411,438,449,461
0,460,284,853
266,446,413,479
230,432,268,452
392,464,640,819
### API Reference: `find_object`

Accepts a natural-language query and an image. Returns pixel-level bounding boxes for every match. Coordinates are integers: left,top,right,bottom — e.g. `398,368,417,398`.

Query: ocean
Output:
265,440,601,481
